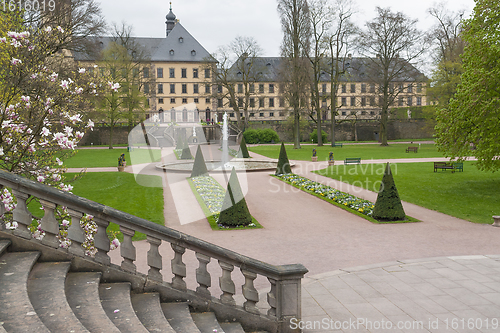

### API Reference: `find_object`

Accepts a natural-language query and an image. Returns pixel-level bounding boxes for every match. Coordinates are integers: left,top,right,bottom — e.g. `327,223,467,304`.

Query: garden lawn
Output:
314,161,500,224
63,172,164,240
250,143,447,161
63,148,162,168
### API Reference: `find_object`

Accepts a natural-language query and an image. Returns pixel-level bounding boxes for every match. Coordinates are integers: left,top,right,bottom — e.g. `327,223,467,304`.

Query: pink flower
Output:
86,119,94,130
57,26,64,33
11,58,22,65
44,26,52,33
60,80,69,90
0,37,6,43
78,68,86,74
37,175,45,182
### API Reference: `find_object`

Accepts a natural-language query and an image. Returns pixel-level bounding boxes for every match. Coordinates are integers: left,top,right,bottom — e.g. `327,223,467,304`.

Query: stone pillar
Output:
493,216,500,227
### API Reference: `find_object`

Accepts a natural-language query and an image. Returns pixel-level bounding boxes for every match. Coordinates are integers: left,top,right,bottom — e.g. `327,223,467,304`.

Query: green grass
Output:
63,172,164,240
187,178,262,230
63,148,162,168
314,162,500,224
249,143,448,161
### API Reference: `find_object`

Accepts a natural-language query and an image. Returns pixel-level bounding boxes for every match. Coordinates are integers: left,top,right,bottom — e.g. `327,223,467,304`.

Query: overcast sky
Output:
97,0,475,58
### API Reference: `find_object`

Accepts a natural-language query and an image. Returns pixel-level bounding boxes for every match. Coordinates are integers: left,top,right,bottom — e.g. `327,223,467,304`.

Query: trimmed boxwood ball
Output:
238,136,250,158
275,142,292,175
191,145,208,177
372,162,406,221
218,168,252,227
310,129,328,143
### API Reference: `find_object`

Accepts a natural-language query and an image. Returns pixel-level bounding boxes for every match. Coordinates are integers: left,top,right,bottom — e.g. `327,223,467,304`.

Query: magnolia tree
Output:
0,26,120,254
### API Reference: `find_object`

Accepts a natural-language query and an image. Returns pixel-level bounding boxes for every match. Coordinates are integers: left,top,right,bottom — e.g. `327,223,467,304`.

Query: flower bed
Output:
276,173,376,218
189,175,261,229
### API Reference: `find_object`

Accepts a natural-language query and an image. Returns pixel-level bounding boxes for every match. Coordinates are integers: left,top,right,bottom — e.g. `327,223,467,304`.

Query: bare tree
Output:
324,0,356,146
277,0,311,149
427,2,466,106
303,0,332,146
22,0,106,55
358,7,426,146
208,36,263,131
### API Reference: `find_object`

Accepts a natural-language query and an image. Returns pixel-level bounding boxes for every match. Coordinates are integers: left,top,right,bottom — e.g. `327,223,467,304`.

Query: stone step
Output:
0,239,11,256
28,262,89,333
0,324,6,333
161,302,202,333
191,312,226,333
219,322,246,333
0,251,49,333
99,282,149,333
66,272,120,333
131,292,176,333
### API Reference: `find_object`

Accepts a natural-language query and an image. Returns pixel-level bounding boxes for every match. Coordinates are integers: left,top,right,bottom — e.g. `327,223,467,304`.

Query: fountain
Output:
153,109,294,173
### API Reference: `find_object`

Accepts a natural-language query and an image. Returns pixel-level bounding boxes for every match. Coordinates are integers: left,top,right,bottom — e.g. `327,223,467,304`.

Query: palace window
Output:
157,68,163,78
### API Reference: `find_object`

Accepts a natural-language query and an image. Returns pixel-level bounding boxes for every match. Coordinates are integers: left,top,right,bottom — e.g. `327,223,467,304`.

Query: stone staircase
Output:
0,239,260,333
0,169,307,333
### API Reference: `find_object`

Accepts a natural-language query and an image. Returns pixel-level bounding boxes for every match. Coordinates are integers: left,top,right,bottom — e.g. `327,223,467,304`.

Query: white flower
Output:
86,119,94,130
0,37,6,43
75,131,84,139
37,175,45,182
64,126,73,136
56,26,64,33
60,80,69,90
61,220,70,227
41,127,50,136
50,72,58,82
0,147,3,156
11,58,22,65
78,68,86,74
44,26,52,33
75,87,83,94
31,73,38,79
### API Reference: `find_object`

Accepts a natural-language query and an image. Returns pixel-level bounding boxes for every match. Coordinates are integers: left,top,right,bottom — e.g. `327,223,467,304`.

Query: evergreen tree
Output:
180,145,192,159
275,142,292,175
238,136,250,158
372,163,406,221
218,168,252,227
191,145,209,177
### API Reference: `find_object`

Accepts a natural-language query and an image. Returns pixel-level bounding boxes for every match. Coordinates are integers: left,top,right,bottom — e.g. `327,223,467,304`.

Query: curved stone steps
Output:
161,302,202,333
66,272,120,333
131,293,176,333
0,240,10,256
28,262,89,333
191,312,226,333
99,282,149,333
0,251,49,333
219,322,246,333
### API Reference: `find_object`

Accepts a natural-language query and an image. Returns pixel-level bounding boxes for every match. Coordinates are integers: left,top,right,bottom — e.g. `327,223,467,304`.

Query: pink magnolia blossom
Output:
41,127,50,136
11,58,22,65
60,80,69,90
78,68,86,74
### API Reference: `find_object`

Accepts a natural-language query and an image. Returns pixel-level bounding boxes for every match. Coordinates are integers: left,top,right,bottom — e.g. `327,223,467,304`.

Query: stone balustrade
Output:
0,169,307,333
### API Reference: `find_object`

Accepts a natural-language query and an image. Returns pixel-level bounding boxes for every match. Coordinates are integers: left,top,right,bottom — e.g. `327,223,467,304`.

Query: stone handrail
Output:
0,169,307,333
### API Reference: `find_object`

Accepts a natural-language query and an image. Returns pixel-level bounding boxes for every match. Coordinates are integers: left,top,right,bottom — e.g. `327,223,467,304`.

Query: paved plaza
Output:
71,144,500,332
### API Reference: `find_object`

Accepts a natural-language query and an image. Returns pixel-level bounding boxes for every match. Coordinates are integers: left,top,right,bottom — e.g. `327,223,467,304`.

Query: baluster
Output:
241,269,259,314
218,260,235,305
67,209,84,257
12,190,32,239
147,236,163,281
0,186,5,231
267,278,277,317
93,217,110,265
171,244,186,290
39,200,60,248
195,253,211,296
120,226,136,273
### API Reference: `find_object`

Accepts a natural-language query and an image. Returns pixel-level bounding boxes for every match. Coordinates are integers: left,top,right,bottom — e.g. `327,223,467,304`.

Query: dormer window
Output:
191,50,196,56
169,49,174,55
178,37,183,43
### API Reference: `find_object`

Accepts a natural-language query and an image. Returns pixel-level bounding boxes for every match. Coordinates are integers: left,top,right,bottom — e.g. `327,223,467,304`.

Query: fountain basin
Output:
156,159,294,173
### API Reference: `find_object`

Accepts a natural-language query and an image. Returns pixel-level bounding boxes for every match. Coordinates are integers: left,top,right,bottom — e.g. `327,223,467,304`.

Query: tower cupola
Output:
166,2,177,36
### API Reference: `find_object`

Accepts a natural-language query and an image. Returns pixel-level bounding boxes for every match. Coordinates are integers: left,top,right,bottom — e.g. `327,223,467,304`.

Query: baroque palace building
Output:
72,6,428,124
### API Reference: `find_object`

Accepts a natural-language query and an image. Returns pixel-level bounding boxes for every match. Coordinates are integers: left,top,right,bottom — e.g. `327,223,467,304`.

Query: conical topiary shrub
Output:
372,162,406,221
191,145,208,177
180,146,192,159
218,168,252,227
237,136,250,158
275,142,292,175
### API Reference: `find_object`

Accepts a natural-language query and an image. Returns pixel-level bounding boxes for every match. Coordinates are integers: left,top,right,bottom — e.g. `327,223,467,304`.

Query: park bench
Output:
332,142,343,147
434,162,463,173
406,146,418,153
344,157,361,165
